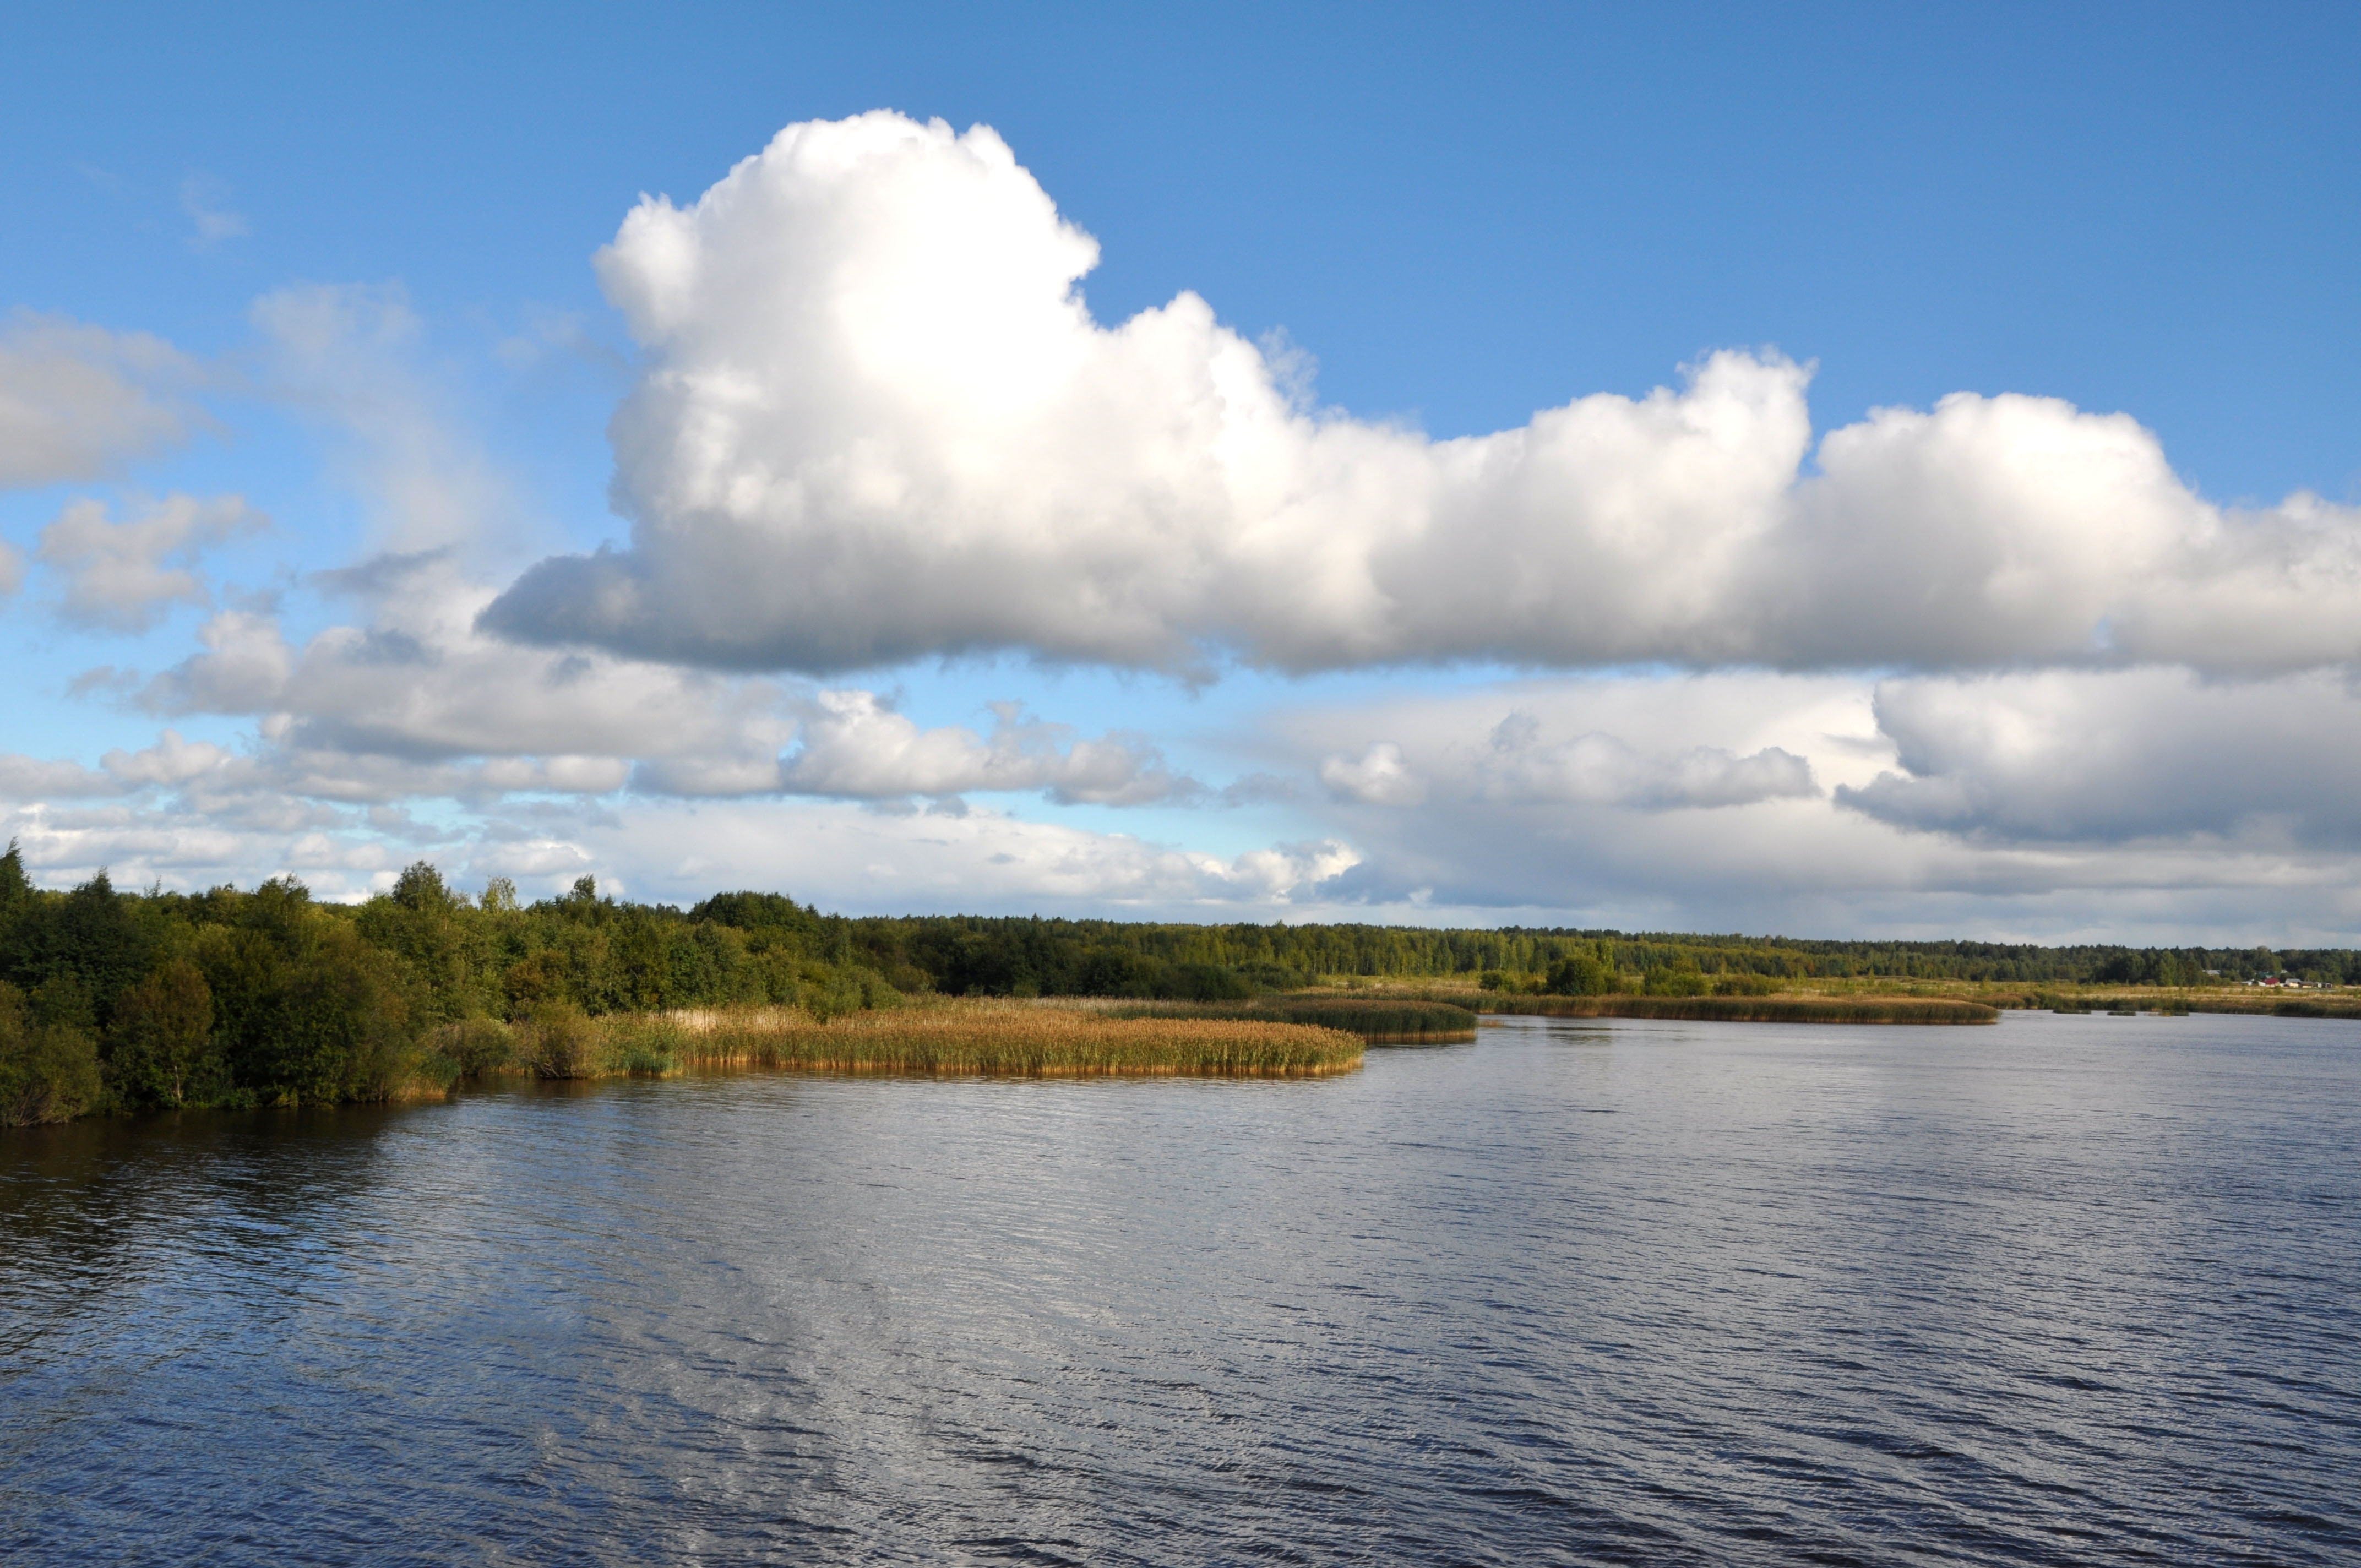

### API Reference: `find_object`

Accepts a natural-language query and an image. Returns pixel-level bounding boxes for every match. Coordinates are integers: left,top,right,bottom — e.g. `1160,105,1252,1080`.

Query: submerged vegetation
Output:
2,840,2352,1125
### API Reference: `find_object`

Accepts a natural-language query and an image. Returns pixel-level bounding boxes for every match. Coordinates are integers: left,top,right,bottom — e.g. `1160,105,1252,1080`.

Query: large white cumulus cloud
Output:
482,111,2361,678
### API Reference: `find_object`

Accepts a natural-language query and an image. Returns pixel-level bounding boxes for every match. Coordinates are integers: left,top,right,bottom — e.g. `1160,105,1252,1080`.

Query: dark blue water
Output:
3,1011,2356,1565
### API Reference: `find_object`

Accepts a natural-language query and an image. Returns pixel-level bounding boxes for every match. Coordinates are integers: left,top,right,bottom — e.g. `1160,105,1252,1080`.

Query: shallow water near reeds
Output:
4,1012,2357,1565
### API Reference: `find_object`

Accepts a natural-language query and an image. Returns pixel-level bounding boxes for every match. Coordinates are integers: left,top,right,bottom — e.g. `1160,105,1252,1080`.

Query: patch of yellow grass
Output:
610,998,1362,1077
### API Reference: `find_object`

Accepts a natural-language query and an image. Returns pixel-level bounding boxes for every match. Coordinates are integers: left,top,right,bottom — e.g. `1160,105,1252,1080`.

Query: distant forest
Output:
3,843,2355,1120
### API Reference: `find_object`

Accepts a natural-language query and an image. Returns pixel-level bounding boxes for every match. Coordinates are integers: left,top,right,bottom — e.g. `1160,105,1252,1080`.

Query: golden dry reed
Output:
594,999,1364,1079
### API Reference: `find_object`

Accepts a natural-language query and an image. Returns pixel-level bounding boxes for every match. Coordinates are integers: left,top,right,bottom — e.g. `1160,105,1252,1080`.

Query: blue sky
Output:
3,3,2359,940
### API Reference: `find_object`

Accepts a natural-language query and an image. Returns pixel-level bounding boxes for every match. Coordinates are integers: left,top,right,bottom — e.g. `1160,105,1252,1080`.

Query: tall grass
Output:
1106,995,1478,1042
469,1000,1362,1080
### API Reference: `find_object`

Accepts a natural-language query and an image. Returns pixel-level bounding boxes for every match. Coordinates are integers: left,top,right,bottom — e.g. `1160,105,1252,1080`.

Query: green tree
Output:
252,925,417,1104
105,959,217,1109
0,839,30,945
358,862,478,1024
6,870,154,1021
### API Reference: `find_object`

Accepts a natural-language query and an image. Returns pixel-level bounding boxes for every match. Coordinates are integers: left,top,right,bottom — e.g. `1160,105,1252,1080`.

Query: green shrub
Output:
433,1016,518,1077
0,981,104,1125
518,1000,600,1079
1545,954,1618,995
1643,966,1712,997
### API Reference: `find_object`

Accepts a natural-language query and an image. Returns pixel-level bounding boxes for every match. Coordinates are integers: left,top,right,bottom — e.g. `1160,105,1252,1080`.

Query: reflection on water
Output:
3,1012,2357,1565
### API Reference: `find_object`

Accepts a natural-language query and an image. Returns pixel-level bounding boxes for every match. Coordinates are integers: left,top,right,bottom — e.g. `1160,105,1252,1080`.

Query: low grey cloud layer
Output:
481,112,2361,680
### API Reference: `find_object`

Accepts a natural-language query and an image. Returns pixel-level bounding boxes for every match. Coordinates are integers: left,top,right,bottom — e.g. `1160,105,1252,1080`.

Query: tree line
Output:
3,842,2352,1123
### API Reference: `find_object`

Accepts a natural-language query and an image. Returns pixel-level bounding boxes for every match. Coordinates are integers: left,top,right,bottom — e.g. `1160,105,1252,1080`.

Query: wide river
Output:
3,1011,2356,1565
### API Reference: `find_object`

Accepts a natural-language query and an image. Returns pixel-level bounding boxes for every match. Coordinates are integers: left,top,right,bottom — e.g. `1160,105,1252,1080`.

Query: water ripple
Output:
3,1012,2357,1564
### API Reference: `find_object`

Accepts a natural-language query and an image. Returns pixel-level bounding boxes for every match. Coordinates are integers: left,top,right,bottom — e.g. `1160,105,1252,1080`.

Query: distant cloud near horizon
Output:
481,111,2361,680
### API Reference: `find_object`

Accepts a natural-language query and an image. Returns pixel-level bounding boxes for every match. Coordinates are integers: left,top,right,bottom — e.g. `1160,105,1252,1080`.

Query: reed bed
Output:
2012,992,2193,1016
1106,995,1478,1043
592,1000,1363,1078
1470,994,1999,1025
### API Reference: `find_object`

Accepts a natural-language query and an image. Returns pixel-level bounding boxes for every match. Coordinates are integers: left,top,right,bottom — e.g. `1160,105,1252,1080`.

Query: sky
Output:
2,2,2358,942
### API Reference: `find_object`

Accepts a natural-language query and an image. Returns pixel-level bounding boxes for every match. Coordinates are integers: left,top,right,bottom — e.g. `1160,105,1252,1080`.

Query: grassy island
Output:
504,1000,1364,1080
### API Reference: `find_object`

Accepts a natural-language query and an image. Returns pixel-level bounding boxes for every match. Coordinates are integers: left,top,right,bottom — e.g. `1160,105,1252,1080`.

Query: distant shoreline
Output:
1468,994,1999,1025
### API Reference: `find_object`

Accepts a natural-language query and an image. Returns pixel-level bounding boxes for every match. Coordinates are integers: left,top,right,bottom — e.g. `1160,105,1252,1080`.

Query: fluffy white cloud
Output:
0,312,204,488
0,754,119,801
1307,692,1826,815
628,690,1198,804
481,111,2361,679
769,690,1192,804
35,493,265,631
101,729,234,786
129,600,1189,813
1772,399,2361,673
1838,669,2361,846
134,601,793,767
1319,743,1427,806
1475,715,1817,809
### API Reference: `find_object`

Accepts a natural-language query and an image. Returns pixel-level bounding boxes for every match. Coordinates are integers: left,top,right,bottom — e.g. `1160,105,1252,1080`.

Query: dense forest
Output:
3,841,2354,1123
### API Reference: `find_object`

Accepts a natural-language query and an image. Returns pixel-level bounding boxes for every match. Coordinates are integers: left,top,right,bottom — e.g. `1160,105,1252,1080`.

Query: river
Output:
4,1011,2355,1564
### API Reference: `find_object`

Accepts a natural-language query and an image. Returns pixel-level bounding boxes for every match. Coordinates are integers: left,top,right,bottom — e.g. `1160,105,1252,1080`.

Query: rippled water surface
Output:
4,1011,2358,1565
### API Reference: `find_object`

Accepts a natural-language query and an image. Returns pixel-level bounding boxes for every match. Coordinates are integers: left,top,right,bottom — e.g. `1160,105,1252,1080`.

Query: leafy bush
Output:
1546,954,1618,995
432,1016,518,1077
518,1001,601,1079
1643,966,1712,997
0,981,104,1125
